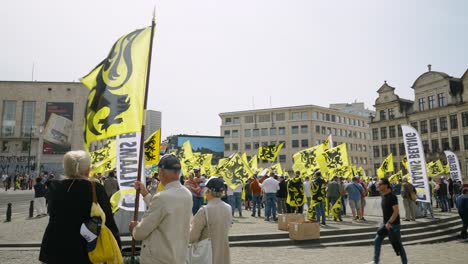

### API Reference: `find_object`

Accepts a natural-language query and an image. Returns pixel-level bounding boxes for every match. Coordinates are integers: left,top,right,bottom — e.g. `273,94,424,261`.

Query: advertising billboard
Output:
43,102,74,154
177,135,224,163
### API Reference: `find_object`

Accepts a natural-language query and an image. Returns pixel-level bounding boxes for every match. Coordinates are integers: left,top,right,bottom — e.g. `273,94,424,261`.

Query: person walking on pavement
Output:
368,178,407,264
345,176,364,221
33,177,47,217
401,178,417,221
250,174,263,217
456,188,468,239
257,172,279,221
276,176,287,214
328,176,342,221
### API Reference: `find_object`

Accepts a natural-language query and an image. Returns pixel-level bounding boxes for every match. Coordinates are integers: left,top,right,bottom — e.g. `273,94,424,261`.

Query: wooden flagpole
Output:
131,10,156,257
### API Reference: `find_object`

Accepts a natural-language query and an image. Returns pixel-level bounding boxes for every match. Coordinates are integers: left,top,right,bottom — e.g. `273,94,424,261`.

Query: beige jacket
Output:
133,181,193,264
189,198,232,264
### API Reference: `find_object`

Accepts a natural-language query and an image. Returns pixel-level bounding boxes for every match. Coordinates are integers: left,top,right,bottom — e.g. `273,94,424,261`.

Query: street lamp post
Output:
27,126,32,175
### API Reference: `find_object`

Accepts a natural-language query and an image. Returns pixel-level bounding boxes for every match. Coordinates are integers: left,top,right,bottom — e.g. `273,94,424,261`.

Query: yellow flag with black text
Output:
81,27,152,149
144,129,161,165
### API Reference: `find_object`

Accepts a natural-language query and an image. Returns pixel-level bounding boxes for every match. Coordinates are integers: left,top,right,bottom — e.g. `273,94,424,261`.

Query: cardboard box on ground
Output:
289,221,320,240
277,214,307,231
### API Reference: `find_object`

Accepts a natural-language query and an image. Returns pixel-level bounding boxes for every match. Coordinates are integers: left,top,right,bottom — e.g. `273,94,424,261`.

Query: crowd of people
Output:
2,173,38,191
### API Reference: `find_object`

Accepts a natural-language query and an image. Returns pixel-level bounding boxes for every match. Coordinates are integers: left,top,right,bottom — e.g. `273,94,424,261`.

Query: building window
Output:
399,143,405,156
279,140,286,149
398,125,403,137
316,125,320,133
291,126,299,134
380,127,387,139
270,127,277,136
430,119,438,133
21,101,35,137
462,112,468,127
450,114,458,129
390,144,397,156
301,139,309,147
363,145,367,151
300,125,308,134
326,114,330,121
244,129,251,137
261,141,268,147
253,129,259,137
418,98,425,111
422,140,429,153
270,140,277,145
279,127,285,135
292,140,299,148
279,155,286,163
420,120,428,134
331,115,336,122
301,112,308,120
245,142,251,150
441,138,449,150
258,114,270,123
438,93,446,107
244,116,254,123
428,95,435,109
232,143,238,151
225,117,232,125
381,145,388,157
440,117,447,131
232,117,240,124
291,112,300,120
452,136,460,151
372,128,378,140
254,142,260,149
261,128,268,136
389,126,396,138
410,122,418,131
232,130,239,137
224,144,230,151
431,139,439,152
21,141,30,152
380,110,386,120
373,146,380,158
312,112,318,120
224,130,230,137
1,101,16,137
388,109,395,119
2,141,10,152
275,113,285,121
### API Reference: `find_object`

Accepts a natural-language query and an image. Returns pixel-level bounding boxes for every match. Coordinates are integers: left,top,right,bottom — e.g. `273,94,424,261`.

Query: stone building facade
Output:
220,103,374,176
370,66,468,180
0,81,89,175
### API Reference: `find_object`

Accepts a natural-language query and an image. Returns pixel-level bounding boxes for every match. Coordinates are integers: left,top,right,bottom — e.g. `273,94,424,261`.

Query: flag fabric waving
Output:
81,27,152,149
316,143,349,173
89,139,116,175
377,153,394,178
427,160,445,177
292,142,327,176
220,153,253,189
388,170,403,184
144,129,161,166
258,143,283,161
249,155,258,170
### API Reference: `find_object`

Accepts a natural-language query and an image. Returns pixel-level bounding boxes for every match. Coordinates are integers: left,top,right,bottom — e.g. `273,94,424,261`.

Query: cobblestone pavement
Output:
0,240,467,264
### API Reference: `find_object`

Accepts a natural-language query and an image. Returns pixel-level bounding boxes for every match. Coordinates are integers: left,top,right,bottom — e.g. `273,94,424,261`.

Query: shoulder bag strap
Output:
91,180,97,203
204,206,211,239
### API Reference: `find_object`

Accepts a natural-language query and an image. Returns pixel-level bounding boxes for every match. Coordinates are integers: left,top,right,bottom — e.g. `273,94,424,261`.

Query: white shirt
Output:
303,181,312,197
233,183,243,193
227,186,234,196
259,177,280,193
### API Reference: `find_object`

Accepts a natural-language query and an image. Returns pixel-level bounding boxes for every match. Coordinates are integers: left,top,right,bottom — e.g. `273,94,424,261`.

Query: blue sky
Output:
1,0,467,139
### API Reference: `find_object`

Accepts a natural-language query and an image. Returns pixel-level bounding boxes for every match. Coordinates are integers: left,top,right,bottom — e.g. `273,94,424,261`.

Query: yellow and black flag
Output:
258,143,283,161
81,27,152,150
316,143,349,173
377,153,394,178
89,139,116,175
144,129,161,166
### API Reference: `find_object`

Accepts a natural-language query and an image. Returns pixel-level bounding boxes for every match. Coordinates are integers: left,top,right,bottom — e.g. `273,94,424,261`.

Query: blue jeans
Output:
265,193,277,219
341,196,347,215
440,196,448,211
233,192,242,216
252,194,262,216
227,195,235,215
315,201,326,224
374,224,407,264
192,196,204,215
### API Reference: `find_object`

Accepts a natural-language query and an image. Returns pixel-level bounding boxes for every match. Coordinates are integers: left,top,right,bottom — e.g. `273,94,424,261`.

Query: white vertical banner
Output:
116,132,145,212
327,134,334,149
401,125,431,203
444,150,463,182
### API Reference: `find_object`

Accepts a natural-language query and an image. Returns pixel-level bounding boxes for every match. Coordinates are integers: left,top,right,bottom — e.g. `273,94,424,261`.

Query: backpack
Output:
369,183,378,196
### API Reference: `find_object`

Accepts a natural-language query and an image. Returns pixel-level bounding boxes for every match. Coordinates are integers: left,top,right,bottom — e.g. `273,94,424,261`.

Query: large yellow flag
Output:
292,142,327,176
316,143,349,173
427,160,445,177
220,153,253,189
144,129,161,165
401,156,408,170
89,139,116,175
249,155,258,170
270,163,286,176
377,153,394,178
81,27,152,149
178,141,194,176
388,170,403,184
258,143,283,161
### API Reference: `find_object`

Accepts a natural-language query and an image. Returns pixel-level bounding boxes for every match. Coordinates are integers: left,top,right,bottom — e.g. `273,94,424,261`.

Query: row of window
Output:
372,113,468,140
224,126,367,140
373,135,464,158
1,101,36,137
379,108,396,120
224,111,367,128
417,93,446,111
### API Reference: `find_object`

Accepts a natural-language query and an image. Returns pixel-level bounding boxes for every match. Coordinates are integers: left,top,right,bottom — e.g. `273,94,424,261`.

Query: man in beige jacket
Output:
129,155,193,264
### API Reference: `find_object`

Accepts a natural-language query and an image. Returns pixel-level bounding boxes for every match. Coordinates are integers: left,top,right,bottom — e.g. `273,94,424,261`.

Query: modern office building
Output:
0,81,89,175
220,103,374,175
370,65,468,179
144,110,162,138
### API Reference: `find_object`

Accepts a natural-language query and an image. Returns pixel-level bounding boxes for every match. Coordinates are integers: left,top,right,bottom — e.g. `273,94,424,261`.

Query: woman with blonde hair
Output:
39,150,121,264
189,177,232,264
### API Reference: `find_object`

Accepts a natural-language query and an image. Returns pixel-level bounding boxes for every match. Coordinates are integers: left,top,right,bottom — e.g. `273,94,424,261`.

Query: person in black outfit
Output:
371,178,407,264
276,176,288,214
39,150,121,264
